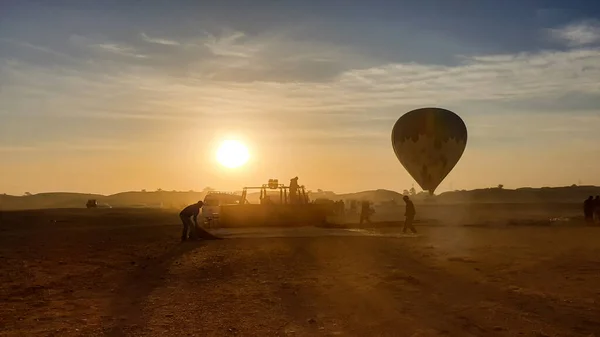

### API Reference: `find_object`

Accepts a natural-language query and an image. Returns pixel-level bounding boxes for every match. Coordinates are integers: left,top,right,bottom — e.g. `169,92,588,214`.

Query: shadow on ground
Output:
101,242,203,336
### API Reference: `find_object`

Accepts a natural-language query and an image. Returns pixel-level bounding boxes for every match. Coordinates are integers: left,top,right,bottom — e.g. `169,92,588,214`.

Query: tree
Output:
203,187,215,193
24,192,32,196
156,188,163,192
497,184,504,189
409,187,416,196
141,189,147,192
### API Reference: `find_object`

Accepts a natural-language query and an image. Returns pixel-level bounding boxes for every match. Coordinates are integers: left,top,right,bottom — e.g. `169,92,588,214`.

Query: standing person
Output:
179,201,221,242
584,196,594,224
403,196,417,234
349,200,357,216
289,177,299,204
595,196,600,224
359,200,373,226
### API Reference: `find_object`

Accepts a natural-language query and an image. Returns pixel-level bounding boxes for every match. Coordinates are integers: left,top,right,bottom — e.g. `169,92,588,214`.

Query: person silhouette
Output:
359,200,373,225
403,195,417,234
594,196,600,224
289,177,299,204
179,201,221,242
584,196,594,224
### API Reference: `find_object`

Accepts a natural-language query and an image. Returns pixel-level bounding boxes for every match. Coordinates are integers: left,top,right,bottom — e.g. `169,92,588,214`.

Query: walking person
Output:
402,196,417,234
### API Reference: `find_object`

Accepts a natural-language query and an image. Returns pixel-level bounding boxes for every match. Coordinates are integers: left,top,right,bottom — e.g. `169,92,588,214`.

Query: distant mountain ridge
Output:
1,185,598,210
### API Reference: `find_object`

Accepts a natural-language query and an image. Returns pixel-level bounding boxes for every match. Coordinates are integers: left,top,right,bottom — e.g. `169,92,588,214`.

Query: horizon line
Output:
3,184,599,198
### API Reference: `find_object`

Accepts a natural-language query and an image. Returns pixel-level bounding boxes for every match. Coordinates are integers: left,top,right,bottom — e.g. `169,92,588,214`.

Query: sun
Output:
216,140,250,168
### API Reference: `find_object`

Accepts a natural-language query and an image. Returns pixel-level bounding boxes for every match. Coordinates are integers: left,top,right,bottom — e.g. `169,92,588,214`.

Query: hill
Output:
0,191,208,211
1,185,598,210
312,186,599,205
435,186,600,204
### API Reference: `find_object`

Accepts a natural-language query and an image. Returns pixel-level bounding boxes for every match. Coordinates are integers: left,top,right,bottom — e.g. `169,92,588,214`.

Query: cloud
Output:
202,30,261,58
465,112,600,141
548,20,600,47
196,29,364,83
140,32,180,46
0,139,134,153
91,43,148,58
0,38,73,60
0,146,37,153
323,48,600,109
68,34,148,58
5,27,600,139
54,30,363,83
49,140,132,151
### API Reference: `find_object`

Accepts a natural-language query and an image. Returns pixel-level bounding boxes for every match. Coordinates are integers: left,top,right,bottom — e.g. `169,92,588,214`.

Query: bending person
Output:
179,201,221,242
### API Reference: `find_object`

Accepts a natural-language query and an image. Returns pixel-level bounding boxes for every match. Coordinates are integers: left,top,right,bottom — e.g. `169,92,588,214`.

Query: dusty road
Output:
1,209,600,336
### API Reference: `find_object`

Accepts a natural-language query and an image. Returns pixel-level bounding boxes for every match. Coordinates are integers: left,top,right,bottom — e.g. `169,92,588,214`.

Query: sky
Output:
1,0,600,195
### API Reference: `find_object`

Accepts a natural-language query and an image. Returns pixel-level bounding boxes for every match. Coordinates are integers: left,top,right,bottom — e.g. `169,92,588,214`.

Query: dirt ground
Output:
1,208,600,337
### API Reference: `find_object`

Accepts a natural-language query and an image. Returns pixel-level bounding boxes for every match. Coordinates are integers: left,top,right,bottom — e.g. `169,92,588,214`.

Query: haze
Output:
2,1,600,195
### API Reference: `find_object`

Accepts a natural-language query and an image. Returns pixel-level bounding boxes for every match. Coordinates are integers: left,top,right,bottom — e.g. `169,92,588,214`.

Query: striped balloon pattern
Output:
391,107,468,194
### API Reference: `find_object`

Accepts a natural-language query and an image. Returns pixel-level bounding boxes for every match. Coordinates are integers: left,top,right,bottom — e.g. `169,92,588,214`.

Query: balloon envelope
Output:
391,107,467,194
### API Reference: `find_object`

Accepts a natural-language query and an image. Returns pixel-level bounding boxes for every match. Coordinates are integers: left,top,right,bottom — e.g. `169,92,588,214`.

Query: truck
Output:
213,178,329,228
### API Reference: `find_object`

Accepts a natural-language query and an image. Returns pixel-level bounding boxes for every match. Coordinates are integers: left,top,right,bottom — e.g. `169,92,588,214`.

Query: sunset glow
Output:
216,140,250,169
2,2,600,194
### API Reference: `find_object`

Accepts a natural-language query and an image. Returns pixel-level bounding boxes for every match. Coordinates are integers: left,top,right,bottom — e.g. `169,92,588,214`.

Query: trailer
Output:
216,178,329,228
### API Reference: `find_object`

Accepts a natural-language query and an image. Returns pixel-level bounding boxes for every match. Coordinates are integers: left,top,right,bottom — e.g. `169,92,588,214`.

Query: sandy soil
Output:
1,208,600,337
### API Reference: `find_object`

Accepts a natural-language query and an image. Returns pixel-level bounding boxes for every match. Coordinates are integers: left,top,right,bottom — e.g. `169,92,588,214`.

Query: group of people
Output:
178,190,420,242
180,193,600,240
583,196,600,224
358,195,418,234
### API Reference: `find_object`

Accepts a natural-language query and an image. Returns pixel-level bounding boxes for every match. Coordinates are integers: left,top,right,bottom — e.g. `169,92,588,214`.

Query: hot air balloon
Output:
391,107,467,195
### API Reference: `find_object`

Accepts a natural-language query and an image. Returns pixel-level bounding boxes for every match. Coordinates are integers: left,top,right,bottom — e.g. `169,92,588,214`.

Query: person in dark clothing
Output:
403,196,417,234
349,200,357,215
584,196,594,224
338,200,345,217
179,201,221,242
359,200,373,225
289,177,299,204
594,196,600,224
